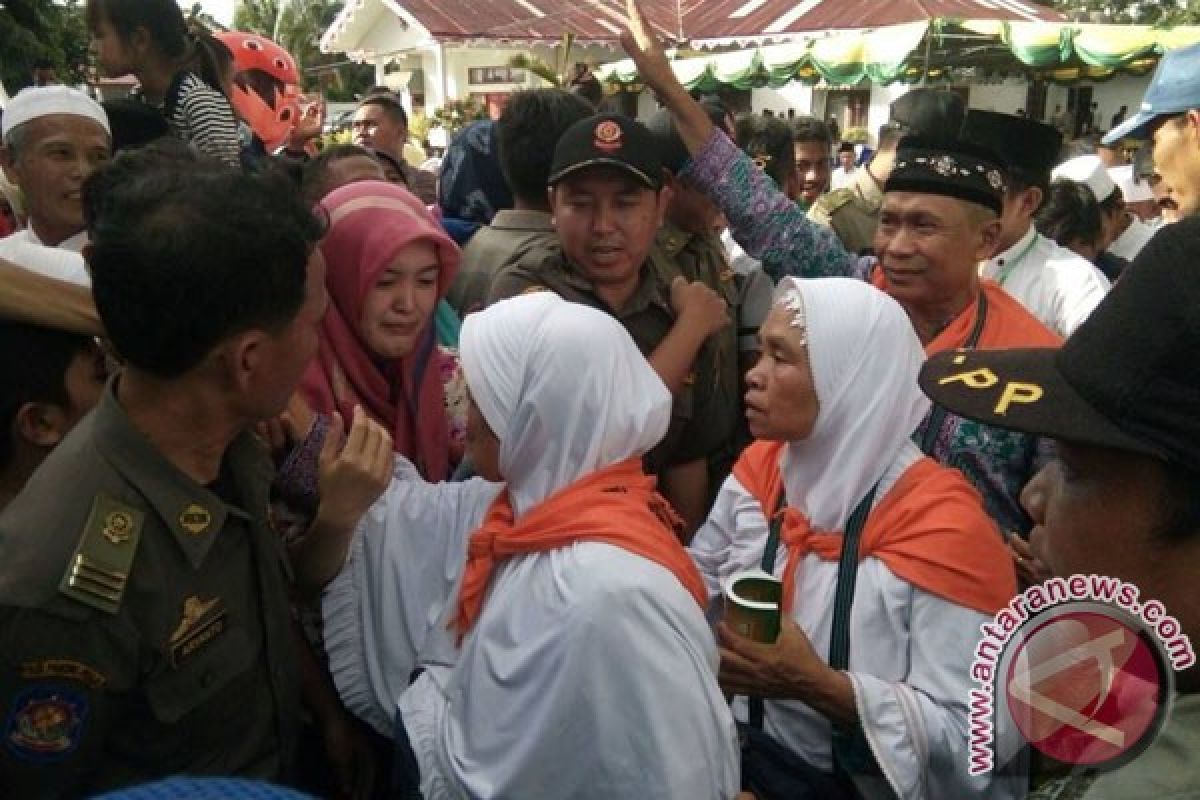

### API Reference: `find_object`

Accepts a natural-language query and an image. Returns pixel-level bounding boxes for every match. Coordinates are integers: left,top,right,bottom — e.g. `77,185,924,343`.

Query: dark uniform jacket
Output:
0,384,300,797
488,227,739,480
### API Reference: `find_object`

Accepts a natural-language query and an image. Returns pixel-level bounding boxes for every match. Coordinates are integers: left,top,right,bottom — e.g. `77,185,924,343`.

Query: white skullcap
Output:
1108,164,1154,203
1,86,111,139
1052,154,1117,203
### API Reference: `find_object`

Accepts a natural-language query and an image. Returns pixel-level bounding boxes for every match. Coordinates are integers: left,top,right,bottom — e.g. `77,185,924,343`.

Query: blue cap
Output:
1104,41,1200,144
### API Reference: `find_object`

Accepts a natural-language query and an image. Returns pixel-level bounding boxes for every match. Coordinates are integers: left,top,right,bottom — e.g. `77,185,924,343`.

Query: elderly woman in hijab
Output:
689,277,1021,799
315,292,739,799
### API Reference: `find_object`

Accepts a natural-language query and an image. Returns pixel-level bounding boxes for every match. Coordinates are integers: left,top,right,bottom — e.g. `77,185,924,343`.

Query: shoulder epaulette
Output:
58,493,145,614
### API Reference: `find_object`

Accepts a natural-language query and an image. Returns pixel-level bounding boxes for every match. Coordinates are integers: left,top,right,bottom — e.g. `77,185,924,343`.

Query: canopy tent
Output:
596,20,1200,90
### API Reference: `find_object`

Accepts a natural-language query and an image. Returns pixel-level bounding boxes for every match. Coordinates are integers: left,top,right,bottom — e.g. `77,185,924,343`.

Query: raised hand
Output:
670,275,730,339
316,406,393,532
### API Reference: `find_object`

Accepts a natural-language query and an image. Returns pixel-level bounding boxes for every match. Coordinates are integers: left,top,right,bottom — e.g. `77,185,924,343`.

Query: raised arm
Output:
619,0,861,282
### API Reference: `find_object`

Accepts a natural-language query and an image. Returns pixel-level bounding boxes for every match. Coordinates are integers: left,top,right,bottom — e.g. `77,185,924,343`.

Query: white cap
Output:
1,86,110,139
1052,154,1117,203
1108,164,1154,203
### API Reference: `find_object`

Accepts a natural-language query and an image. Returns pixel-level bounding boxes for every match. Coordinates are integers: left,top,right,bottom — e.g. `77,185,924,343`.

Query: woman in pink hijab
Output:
301,180,464,481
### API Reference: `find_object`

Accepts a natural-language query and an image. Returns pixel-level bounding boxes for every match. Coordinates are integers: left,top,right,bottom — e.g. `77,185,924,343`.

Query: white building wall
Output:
1088,73,1152,127
966,78,1027,115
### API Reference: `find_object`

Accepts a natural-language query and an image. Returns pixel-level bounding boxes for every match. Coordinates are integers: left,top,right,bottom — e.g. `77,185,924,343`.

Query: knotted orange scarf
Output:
451,458,708,642
733,441,1015,615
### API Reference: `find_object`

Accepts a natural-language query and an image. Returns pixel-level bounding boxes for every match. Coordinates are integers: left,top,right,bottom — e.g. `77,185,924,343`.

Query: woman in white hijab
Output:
321,292,739,799
689,277,1021,799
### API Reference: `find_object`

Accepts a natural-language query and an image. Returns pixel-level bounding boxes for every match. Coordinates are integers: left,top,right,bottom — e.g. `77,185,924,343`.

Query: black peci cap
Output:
548,114,662,190
888,88,966,138
885,135,1008,214
920,215,1200,471
960,109,1063,178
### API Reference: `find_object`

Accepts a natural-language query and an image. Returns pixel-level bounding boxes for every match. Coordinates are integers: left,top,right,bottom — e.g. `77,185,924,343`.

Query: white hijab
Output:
776,277,930,530
459,292,672,517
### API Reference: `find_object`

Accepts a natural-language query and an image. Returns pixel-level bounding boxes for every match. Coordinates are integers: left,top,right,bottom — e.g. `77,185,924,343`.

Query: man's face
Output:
254,250,329,417
875,192,998,310
550,167,666,294
838,151,856,171
61,339,109,429
666,174,722,235
351,104,405,158
1023,442,1185,590
995,185,1041,250
1151,112,1200,219
1,115,110,244
793,140,831,205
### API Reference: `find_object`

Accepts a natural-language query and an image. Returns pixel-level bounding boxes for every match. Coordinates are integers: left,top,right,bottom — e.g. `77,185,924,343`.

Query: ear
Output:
225,330,273,396
13,402,70,450
1021,186,1045,217
976,217,1004,261
0,145,20,185
654,185,672,226
129,25,154,58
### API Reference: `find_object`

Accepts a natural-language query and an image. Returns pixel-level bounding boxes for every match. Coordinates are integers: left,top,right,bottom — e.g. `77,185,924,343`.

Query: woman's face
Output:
358,240,440,359
465,391,502,481
90,18,137,78
744,306,820,441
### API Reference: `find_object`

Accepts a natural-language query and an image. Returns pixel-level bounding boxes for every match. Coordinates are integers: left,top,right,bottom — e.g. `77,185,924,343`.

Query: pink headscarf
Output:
302,180,461,480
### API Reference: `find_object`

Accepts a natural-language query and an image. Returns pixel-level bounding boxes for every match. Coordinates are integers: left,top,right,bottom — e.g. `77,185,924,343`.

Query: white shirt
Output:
981,225,1110,337
0,224,89,253
690,472,1026,800
1107,215,1157,262
0,231,91,285
831,165,858,191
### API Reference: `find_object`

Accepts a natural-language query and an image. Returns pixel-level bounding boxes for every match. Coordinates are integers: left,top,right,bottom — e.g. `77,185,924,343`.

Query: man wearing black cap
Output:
809,87,965,256
620,7,1060,539
919,217,1200,799
488,113,734,532
962,110,1110,337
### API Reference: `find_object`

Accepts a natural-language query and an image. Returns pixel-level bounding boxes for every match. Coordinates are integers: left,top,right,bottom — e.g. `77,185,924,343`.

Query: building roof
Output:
323,0,1065,54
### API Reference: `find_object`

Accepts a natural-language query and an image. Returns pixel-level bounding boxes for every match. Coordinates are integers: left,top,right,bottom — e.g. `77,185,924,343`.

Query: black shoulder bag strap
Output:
919,290,989,456
747,483,879,732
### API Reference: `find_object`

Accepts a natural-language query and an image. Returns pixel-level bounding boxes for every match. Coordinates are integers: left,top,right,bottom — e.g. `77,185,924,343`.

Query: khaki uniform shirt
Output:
808,166,884,256
449,210,559,315
0,384,300,797
488,230,738,478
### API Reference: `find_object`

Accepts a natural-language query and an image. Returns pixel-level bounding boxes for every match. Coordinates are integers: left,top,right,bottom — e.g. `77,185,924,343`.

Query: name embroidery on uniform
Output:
4,687,87,762
19,660,106,689
168,595,228,668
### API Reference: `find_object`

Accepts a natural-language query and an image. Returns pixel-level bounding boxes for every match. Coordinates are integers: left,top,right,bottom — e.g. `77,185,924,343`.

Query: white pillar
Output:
374,56,387,85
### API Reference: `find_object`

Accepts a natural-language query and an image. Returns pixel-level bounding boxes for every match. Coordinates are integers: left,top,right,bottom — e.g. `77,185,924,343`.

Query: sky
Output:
197,0,236,27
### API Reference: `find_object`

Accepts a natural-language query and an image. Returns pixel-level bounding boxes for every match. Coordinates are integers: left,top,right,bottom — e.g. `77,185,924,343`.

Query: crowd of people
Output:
0,0,1198,797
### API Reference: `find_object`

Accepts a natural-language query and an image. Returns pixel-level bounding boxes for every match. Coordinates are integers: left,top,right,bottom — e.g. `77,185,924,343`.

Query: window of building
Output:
468,66,526,85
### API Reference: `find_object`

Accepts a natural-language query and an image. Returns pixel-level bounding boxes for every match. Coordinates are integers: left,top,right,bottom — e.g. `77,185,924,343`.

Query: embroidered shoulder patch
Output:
4,687,88,762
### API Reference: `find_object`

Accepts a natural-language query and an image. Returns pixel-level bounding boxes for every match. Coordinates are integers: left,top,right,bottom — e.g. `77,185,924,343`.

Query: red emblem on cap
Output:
594,120,623,153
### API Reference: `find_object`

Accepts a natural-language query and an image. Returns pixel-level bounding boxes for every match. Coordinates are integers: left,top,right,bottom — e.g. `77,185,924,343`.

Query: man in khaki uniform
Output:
449,89,592,315
809,88,966,256
489,114,733,531
0,148,388,796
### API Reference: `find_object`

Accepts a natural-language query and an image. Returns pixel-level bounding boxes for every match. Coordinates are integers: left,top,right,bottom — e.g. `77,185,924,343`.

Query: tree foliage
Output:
1034,0,1200,24
232,0,372,95
1,0,91,96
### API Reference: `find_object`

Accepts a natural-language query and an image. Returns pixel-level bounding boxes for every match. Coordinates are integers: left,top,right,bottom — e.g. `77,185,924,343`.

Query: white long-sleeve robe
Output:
689,473,1026,800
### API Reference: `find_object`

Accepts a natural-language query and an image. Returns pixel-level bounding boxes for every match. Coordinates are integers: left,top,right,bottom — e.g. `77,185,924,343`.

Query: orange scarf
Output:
733,441,1015,616
871,272,1062,353
451,458,708,641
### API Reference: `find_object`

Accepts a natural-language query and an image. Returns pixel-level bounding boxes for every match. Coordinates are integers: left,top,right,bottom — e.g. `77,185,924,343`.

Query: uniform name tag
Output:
168,596,228,668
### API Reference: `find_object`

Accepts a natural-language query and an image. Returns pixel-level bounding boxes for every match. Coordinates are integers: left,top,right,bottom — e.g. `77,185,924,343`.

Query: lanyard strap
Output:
747,483,879,729
919,289,988,456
